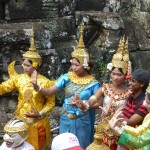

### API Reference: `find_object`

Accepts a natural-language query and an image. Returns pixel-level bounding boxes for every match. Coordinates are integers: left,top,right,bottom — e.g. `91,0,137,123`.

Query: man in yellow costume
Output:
0,27,55,150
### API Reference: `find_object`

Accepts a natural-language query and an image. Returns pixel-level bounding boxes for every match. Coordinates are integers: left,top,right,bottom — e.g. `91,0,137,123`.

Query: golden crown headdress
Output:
112,36,129,74
23,26,42,67
71,23,89,68
4,118,28,134
146,83,150,93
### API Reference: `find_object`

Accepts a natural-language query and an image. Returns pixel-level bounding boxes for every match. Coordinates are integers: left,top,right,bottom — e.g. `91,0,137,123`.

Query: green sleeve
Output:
117,129,150,149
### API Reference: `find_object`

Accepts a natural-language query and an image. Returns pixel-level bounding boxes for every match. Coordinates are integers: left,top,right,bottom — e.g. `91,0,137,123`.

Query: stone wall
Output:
0,0,59,20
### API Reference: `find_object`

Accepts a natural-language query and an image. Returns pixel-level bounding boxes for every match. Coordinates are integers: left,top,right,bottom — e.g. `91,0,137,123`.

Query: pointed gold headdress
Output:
23,26,42,67
146,83,150,93
112,37,129,74
71,23,89,69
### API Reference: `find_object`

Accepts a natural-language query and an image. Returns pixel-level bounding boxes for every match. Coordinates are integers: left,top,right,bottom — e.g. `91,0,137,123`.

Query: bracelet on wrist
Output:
89,95,97,103
83,101,90,112
39,109,46,117
35,83,41,92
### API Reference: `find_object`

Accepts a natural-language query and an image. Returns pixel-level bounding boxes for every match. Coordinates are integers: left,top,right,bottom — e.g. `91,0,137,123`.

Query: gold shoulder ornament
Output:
8,61,19,78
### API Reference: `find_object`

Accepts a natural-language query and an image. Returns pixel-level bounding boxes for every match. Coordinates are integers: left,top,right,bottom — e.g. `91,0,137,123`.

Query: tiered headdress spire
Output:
71,23,89,69
112,36,130,74
23,26,42,67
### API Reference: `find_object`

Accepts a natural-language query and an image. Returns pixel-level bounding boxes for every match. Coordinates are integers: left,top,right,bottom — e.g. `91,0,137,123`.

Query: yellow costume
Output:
123,113,150,136
0,61,55,150
0,27,55,150
117,113,150,150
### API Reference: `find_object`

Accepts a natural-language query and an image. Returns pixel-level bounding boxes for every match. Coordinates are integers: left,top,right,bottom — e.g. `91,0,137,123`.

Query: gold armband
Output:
39,108,47,117
89,95,97,103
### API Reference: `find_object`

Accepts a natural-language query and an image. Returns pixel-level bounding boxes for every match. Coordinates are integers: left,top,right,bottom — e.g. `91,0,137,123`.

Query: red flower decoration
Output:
125,75,131,80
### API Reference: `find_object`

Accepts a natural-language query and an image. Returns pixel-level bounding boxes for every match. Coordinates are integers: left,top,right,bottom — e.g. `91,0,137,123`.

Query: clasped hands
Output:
25,108,41,119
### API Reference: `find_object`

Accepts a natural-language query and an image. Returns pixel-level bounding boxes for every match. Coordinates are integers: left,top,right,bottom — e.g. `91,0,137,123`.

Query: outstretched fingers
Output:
114,110,123,118
31,70,38,85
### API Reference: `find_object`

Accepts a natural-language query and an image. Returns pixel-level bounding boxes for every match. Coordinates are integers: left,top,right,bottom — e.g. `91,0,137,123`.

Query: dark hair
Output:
87,59,94,74
112,67,125,75
28,60,33,64
23,59,33,64
132,69,150,92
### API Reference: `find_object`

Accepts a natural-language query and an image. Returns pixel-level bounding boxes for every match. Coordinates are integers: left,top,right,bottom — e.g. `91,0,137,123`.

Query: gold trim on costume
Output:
102,83,131,101
68,71,95,85
15,87,39,124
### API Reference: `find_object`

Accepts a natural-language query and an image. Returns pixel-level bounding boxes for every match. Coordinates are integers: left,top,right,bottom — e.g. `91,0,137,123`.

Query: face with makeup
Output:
3,132,27,148
22,59,36,76
3,119,28,149
71,58,88,77
111,67,126,86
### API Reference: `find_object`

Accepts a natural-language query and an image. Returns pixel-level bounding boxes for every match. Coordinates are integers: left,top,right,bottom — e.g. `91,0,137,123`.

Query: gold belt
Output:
62,111,78,119
66,113,78,119
62,109,87,119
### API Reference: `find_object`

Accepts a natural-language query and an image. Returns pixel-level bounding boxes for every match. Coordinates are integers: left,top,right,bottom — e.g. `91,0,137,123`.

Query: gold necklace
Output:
68,71,95,85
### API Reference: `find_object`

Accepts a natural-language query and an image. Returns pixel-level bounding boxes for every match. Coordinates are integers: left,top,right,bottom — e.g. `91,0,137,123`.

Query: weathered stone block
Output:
8,0,42,20
76,0,106,11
